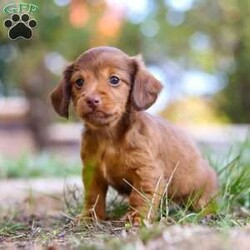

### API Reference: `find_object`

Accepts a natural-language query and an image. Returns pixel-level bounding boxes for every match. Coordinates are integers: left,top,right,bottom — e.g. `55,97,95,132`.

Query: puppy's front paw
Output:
72,210,103,225
122,211,142,227
71,213,90,226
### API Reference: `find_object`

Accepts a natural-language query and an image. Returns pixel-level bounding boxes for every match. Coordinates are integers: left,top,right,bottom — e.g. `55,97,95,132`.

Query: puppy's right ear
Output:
50,63,74,119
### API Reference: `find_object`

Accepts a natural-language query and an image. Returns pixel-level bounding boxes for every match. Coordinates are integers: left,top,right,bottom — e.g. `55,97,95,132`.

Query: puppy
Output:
50,46,218,224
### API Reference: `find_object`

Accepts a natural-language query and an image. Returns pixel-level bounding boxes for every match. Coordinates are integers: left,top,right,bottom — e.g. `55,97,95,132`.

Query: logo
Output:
2,3,38,40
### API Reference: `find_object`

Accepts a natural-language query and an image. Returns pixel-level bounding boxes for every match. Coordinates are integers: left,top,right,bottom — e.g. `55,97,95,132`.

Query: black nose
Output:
86,95,101,109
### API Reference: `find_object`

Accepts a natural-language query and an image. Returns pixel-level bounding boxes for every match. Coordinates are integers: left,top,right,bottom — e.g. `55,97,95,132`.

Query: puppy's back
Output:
137,112,217,198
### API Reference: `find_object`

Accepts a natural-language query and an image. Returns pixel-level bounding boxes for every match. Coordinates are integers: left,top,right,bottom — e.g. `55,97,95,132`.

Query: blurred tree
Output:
0,0,250,140
215,0,250,123
140,0,250,123
185,0,250,123
0,0,123,150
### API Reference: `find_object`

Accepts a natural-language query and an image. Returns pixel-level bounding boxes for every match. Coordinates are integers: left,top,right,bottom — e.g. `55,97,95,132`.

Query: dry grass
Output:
1,141,250,249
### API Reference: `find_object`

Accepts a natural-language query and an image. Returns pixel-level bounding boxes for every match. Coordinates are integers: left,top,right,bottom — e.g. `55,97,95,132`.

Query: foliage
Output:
0,0,250,122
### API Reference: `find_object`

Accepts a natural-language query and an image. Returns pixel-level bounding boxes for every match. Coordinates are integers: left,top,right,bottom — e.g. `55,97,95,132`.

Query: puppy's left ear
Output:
131,56,163,111
50,63,74,118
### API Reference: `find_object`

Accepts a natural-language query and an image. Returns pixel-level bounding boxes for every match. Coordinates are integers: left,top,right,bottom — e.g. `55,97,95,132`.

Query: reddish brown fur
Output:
50,46,218,223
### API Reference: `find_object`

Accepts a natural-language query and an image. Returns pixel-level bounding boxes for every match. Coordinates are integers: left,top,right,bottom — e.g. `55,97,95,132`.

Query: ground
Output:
0,178,250,250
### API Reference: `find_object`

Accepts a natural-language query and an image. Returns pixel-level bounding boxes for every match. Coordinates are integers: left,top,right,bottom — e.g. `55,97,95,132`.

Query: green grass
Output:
155,140,250,228
0,153,81,178
0,141,250,248
212,140,250,215
61,142,250,228
0,219,29,238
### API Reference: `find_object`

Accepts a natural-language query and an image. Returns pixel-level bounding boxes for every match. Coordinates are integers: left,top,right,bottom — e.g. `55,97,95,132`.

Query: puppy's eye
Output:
75,79,84,88
109,76,120,86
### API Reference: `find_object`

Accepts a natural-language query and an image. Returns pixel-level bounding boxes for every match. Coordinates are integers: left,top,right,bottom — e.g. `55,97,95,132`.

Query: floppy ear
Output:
50,64,74,118
131,56,163,111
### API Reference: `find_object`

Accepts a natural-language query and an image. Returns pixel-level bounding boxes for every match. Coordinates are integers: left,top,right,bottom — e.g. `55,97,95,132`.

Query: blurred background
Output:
0,0,250,178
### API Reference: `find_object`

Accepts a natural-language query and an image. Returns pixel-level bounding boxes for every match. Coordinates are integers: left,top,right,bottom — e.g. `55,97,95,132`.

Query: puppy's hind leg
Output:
193,164,218,213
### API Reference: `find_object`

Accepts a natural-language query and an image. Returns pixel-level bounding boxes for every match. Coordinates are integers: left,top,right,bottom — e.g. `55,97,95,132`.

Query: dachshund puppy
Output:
50,46,218,224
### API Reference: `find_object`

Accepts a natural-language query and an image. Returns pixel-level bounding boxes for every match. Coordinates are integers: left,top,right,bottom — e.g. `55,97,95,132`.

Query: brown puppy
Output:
50,46,218,223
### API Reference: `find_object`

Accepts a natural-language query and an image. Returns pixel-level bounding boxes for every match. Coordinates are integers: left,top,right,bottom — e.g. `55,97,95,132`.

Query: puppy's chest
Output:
99,144,132,194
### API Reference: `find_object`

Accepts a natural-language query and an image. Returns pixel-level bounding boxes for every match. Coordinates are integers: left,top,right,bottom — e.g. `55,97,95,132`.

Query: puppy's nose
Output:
86,95,101,109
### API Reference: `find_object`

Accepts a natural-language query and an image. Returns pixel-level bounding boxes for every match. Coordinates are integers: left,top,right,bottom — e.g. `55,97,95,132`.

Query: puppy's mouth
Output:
84,110,117,126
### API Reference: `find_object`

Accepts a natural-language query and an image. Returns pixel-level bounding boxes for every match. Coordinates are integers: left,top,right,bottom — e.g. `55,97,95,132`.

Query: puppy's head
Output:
50,46,162,129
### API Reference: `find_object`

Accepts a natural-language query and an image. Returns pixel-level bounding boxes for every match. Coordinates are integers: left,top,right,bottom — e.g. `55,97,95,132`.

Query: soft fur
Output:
50,46,218,224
